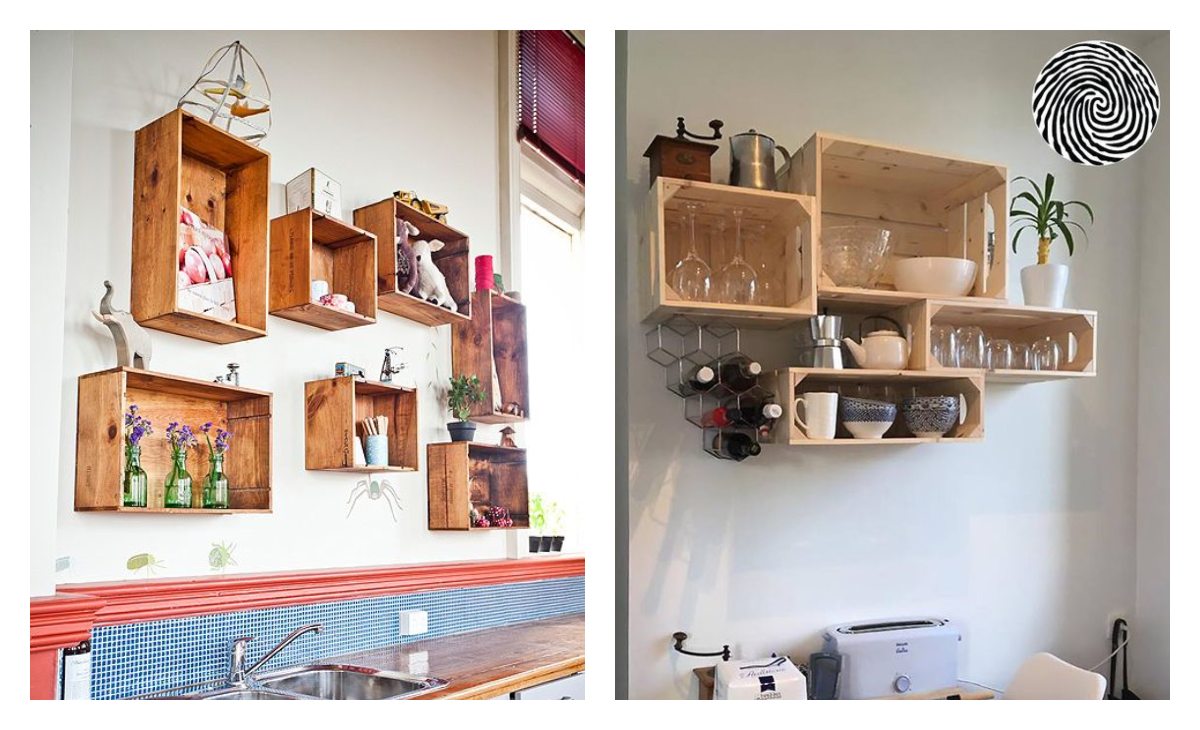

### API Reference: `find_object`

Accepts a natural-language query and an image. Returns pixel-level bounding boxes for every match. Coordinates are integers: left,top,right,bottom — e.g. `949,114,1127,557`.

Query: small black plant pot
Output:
539,535,554,552
447,421,476,442
528,536,542,553
550,536,565,552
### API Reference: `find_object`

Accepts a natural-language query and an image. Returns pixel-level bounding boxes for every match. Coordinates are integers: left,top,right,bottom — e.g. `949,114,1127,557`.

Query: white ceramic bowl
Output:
844,421,891,440
893,257,978,296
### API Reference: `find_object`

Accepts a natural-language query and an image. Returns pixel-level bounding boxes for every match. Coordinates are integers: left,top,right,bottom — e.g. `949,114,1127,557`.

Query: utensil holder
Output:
365,434,388,466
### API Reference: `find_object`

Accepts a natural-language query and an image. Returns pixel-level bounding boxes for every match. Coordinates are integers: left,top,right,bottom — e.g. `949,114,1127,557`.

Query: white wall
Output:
1133,34,1170,700
39,30,580,586
621,30,1169,698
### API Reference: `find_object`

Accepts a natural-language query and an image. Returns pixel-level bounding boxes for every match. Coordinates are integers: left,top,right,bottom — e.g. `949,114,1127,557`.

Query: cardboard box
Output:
286,168,343,220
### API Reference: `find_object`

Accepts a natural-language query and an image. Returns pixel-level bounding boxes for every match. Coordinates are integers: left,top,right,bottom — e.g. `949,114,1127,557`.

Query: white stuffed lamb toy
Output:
412,239,457,311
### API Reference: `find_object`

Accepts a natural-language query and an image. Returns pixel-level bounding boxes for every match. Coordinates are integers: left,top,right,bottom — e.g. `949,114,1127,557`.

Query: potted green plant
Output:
1010,173,1094,308
446,374,484,442
548,500,565,552
528,494,546,553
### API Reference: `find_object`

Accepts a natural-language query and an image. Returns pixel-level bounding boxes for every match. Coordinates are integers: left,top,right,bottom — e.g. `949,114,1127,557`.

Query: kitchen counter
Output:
325,613,584,700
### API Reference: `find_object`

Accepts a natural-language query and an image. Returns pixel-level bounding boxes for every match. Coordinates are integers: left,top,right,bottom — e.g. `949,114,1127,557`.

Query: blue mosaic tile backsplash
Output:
90,576,584,700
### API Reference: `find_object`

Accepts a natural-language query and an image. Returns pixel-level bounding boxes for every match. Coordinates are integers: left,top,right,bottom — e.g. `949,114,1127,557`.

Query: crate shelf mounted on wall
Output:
74,367,272,513
269,208,378,330
426,442,529,531
304,376,418,473
131,109,270,344
452,290,530,423
353,197,471,327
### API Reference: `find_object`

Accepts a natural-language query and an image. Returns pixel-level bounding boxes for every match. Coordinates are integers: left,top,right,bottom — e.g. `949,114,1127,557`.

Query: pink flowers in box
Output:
177,208,237,321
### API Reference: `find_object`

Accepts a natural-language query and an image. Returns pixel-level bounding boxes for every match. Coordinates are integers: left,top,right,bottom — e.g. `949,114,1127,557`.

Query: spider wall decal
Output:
347,477,404,522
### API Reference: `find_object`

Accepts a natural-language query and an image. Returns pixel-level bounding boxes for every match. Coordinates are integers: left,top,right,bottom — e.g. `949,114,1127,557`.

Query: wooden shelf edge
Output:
270,303,376,330
76,506,271,514
472,413,527,425
139,311,267,344
658,176,814,204
785,437,979,446
100,366,273,400
787,367,986,380
378,290,471,326
315,466,417,474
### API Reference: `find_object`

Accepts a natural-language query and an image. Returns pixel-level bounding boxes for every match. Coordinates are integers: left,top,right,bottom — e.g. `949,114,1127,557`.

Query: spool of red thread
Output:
475,254,494,293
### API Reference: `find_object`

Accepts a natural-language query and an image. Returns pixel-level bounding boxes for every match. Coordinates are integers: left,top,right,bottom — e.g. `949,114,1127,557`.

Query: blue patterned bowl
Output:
840,397,897,424
901,395,960,437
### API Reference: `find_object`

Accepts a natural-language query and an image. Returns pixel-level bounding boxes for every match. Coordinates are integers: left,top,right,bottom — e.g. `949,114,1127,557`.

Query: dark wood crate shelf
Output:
427,442,529,531
270,208,378,330
453,291,530,423
304,376,419,472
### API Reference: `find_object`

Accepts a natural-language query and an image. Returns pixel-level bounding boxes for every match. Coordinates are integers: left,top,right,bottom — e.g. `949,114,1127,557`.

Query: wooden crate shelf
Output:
75,367,272,512
763,367,984,445
794,131,1008,301
915,299,1097,383
304,376,418,472
452,291,530,423
131,109,269,344
427,442,529,531
269,208,377,330
640,178,817,326
353,197,471,327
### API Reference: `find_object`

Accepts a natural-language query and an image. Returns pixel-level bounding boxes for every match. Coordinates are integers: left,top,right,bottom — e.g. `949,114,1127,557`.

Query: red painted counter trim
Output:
29,593,107,699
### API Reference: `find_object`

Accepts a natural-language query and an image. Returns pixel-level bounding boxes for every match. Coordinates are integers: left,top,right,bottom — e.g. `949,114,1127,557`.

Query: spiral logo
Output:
1032,40,1160,166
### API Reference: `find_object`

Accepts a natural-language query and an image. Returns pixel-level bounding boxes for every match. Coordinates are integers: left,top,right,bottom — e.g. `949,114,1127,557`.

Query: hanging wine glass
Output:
670,201,711,301
746,221,777,306
716,207,758,304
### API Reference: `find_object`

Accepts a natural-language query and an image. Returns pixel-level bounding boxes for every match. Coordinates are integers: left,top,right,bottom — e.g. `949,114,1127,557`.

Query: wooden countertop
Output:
326,613,584,700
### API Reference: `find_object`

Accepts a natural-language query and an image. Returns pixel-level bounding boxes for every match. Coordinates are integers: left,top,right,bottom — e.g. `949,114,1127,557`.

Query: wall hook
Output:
672,631,731,661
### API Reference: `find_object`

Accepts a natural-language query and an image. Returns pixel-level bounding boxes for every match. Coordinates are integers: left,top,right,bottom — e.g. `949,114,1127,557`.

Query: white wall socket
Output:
399,609,429,636
1105,611,1128,639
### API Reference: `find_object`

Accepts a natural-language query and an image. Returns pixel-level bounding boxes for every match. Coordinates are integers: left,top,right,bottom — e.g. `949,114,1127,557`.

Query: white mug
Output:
794,392,838,440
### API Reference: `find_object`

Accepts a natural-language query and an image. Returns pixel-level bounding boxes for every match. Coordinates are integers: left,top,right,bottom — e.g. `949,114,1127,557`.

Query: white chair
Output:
1002,652,1106,700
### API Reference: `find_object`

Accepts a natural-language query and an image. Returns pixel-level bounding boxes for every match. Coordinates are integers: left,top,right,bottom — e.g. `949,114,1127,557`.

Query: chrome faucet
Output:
227,623,323,687
380,346,406,383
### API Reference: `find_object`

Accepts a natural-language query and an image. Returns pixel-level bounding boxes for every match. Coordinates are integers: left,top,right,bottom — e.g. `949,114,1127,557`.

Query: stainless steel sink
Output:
256,664,448,700
200,689,307,700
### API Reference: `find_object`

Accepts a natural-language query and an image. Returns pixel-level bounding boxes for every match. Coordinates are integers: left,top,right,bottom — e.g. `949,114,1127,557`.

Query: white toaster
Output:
822,617,960,699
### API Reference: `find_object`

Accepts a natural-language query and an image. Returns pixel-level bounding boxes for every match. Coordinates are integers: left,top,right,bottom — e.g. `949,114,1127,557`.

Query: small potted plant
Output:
447,374,484,442
528,494,546,553
1010,173,1094,308
548,500,566,552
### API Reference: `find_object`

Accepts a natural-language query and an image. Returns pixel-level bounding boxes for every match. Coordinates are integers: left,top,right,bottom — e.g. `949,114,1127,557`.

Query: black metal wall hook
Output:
672,631,731,661
675,117,723,142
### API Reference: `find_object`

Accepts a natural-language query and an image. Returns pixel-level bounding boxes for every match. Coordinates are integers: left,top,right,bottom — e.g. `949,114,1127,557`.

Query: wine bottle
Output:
684,364,717,393
718,355,762,391
712,431,762,461
699,406,732,428
727,401,784,428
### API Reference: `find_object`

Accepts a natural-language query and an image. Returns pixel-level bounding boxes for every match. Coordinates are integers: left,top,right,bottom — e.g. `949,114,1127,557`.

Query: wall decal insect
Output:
126,553,166,577
208,542,238,572
347,477,403,522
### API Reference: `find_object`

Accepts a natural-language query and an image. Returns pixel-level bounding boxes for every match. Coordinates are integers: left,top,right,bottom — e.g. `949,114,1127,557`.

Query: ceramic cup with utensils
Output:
365,434,389,466
794,392,838,440
839,396,897,439
901,394,967,438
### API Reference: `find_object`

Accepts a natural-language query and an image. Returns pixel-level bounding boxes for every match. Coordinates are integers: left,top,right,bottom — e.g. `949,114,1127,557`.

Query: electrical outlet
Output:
399,609,429,636
1105,611,1128,639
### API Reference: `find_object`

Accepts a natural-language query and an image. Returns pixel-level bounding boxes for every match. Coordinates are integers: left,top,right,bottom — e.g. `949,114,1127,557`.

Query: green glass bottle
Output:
203,453,229,509
163,448,192,508
122,445,148,508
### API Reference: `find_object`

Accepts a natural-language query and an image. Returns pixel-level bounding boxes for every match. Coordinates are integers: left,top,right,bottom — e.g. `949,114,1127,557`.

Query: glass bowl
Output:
821,225,892,288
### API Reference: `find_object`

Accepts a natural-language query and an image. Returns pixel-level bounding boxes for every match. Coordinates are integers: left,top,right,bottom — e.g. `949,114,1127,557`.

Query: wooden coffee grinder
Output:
643,117,723,188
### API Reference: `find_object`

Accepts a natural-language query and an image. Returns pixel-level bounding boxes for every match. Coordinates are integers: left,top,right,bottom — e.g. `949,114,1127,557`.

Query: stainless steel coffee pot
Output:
729,129,797,191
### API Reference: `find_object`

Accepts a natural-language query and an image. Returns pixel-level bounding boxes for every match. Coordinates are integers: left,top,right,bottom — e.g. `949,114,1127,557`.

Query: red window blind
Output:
517,30,585,183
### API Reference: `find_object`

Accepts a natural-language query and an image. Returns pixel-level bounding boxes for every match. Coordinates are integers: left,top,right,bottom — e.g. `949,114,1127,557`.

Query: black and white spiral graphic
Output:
1032,40,1160,166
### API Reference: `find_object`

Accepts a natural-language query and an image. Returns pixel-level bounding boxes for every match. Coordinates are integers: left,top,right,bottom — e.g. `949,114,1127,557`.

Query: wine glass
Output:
670,201,711,301
746,222,777,306
716,208,759,304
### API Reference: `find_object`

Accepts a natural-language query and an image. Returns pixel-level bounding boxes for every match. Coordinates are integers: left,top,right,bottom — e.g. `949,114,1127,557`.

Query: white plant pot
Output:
1021,264,1069,308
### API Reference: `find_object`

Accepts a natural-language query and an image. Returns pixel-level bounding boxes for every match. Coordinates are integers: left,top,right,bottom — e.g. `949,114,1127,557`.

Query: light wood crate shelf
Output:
131,109,269,344
452,291,529,423
269,208,377,330
353,197,471,327
763,367,984,446
427,442,529,531
640,178,817,326
794,131,1008,301
74,367,272,513
304,376,418,472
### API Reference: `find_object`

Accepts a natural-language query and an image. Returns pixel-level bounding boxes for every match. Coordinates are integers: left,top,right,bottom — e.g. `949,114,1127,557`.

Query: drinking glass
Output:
670,201,712,301
931,324,959,368
1032,337,1062,371
987,339,1014,370
716,208,759,304
1012,343,1032,370
956,326,988,369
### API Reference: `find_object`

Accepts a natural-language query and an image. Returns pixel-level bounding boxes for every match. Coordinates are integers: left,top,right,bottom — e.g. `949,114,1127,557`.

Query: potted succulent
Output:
528,494,546,553
446,374,484,442
1010,173,1094,308
548,500,565,552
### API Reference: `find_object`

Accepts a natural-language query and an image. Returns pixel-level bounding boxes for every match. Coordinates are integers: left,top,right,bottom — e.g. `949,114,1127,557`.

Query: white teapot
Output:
843,315,911,370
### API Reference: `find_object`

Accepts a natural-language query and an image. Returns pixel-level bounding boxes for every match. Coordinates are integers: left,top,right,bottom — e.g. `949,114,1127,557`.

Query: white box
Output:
399,609,429,636
714,656,807,700
286,168,343,220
